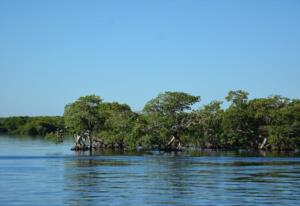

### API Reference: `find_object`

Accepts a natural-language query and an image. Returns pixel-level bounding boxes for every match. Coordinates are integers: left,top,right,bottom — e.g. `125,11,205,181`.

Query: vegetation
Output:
64,95,103,147
1,90,300,151
0,116,64,137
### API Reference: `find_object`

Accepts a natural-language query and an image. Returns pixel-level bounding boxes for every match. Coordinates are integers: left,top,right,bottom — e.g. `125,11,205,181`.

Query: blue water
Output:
0,135,300,206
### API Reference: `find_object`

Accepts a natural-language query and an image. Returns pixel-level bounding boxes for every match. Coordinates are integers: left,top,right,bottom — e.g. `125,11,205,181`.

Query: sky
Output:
0,0,300,116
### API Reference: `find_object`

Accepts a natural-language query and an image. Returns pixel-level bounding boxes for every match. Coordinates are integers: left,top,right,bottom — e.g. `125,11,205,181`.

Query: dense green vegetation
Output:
0,116,64,136
1,90,300,151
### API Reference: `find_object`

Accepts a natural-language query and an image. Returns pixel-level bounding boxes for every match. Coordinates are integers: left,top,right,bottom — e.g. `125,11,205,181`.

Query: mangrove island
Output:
1,90,300,152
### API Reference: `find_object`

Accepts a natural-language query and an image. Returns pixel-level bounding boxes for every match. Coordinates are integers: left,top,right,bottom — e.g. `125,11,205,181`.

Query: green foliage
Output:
2,116,28,133
0,116,64,137
64,95,103,134
143,91,200,149
96,102,138,148
191,101,224,148
267,101,300,150
143,91,200,115
225,90,249,108
222,90,258,149
0,119,8,133
1,90,300,151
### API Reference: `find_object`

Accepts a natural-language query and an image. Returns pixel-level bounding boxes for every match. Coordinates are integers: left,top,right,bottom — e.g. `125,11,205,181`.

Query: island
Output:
1,90,300,152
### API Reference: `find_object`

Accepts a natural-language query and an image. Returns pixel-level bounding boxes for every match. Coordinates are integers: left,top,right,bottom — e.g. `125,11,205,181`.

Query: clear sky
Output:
0,0,299,116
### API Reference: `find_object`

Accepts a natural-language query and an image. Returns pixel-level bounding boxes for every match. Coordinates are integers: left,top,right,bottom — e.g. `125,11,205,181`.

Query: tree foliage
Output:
0,116,63,137
1,90,300,151
143,92,200,149
64,95,103,135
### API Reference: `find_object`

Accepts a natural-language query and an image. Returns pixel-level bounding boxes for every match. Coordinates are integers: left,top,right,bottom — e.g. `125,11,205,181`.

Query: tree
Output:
2,90,300,151
247,95,290,149
268,100,300,150
225,90,249,108
191,101,224,148
64,95,103,149
222,90,257,149
2,116,28,133
96,102,137,149
143,91,200,150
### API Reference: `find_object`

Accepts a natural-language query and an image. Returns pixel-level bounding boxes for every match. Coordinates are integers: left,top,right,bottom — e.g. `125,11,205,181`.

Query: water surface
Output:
0,135,300,206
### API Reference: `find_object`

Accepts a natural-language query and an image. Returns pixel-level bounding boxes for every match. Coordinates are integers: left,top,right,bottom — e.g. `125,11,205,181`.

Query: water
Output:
0,135,300,206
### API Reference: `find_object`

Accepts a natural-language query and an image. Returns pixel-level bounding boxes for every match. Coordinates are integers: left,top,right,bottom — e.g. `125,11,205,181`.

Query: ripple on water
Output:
1,135,300,206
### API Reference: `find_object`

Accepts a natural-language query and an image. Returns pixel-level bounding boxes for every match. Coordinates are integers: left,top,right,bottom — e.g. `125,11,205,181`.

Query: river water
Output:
0,135,300,206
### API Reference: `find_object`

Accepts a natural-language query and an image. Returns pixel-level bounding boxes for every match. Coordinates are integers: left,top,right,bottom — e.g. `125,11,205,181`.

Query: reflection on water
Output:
0,135,300,206
61,156,300,206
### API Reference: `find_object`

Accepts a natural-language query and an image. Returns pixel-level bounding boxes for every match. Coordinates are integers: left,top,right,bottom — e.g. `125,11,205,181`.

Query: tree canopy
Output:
143,91,200,115
64,95,103,135
1,90,300,151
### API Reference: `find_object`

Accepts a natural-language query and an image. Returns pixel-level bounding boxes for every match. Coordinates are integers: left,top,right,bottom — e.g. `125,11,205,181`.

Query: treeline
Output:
64,91,300,151
1,90,300,151
0,116,64,137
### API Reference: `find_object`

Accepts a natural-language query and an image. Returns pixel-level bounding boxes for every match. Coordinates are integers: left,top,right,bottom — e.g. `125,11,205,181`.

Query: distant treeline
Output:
1,90,300,151
0,116,64,137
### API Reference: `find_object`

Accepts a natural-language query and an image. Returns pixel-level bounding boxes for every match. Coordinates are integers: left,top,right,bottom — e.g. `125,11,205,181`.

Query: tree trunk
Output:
167,136,175,147
71,133,89,151
166,135,182,151
259,138,268,150
89,135,93,151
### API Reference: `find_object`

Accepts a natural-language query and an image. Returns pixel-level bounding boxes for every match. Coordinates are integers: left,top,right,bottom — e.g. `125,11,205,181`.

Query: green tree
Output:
247,95,290,149
2,116,28,133
143,91,200,150
222,90,257,149
64,95,103,147
0,119,8,133
191,101,224,148
268,100,300,150
96,102,137,149
225,90,249,108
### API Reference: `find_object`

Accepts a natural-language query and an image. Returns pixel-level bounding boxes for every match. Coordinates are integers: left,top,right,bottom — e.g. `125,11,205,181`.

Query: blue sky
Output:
0,0,299,116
